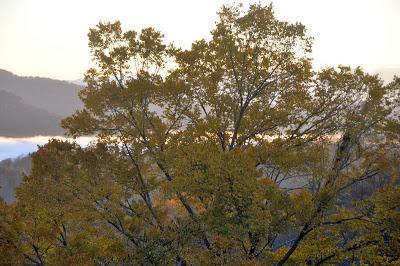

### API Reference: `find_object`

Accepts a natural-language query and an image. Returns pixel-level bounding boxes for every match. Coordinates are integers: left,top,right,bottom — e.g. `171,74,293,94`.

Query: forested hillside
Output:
0,156,31,203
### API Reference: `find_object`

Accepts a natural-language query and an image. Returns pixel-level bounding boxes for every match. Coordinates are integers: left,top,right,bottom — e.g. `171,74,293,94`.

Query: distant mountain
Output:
0,69,83,117
0,90,64,136
70,78,86,86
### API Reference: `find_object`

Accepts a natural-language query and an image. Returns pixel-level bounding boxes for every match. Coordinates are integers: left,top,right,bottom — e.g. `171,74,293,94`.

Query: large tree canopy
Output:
1,3,399,265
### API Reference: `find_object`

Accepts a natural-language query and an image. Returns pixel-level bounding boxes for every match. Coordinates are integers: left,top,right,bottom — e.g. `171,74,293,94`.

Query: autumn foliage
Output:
1,3,400,265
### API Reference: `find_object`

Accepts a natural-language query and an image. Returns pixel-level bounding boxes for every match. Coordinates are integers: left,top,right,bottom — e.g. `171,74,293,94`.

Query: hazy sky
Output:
0,0,399,80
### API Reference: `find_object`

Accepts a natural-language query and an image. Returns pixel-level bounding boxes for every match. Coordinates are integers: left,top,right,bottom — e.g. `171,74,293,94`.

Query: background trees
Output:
1,3,399,265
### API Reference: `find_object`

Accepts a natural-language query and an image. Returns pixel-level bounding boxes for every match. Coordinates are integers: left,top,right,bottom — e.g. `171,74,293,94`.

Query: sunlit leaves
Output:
1,3,399,265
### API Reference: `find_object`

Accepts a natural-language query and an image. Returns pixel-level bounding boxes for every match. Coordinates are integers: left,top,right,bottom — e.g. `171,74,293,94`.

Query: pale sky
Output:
0,0,399,81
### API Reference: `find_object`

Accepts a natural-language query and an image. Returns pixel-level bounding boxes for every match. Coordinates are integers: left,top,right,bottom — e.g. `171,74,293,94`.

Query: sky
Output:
0,0,399,81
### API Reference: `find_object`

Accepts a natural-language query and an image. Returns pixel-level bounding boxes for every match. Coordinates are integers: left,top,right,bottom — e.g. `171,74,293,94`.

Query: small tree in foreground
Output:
1,3,399,265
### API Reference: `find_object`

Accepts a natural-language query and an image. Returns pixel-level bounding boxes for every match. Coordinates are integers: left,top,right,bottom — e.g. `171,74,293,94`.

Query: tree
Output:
1,3,399,265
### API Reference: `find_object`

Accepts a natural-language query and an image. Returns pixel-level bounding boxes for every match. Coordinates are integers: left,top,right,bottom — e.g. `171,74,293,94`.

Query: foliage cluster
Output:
1,3,400,265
